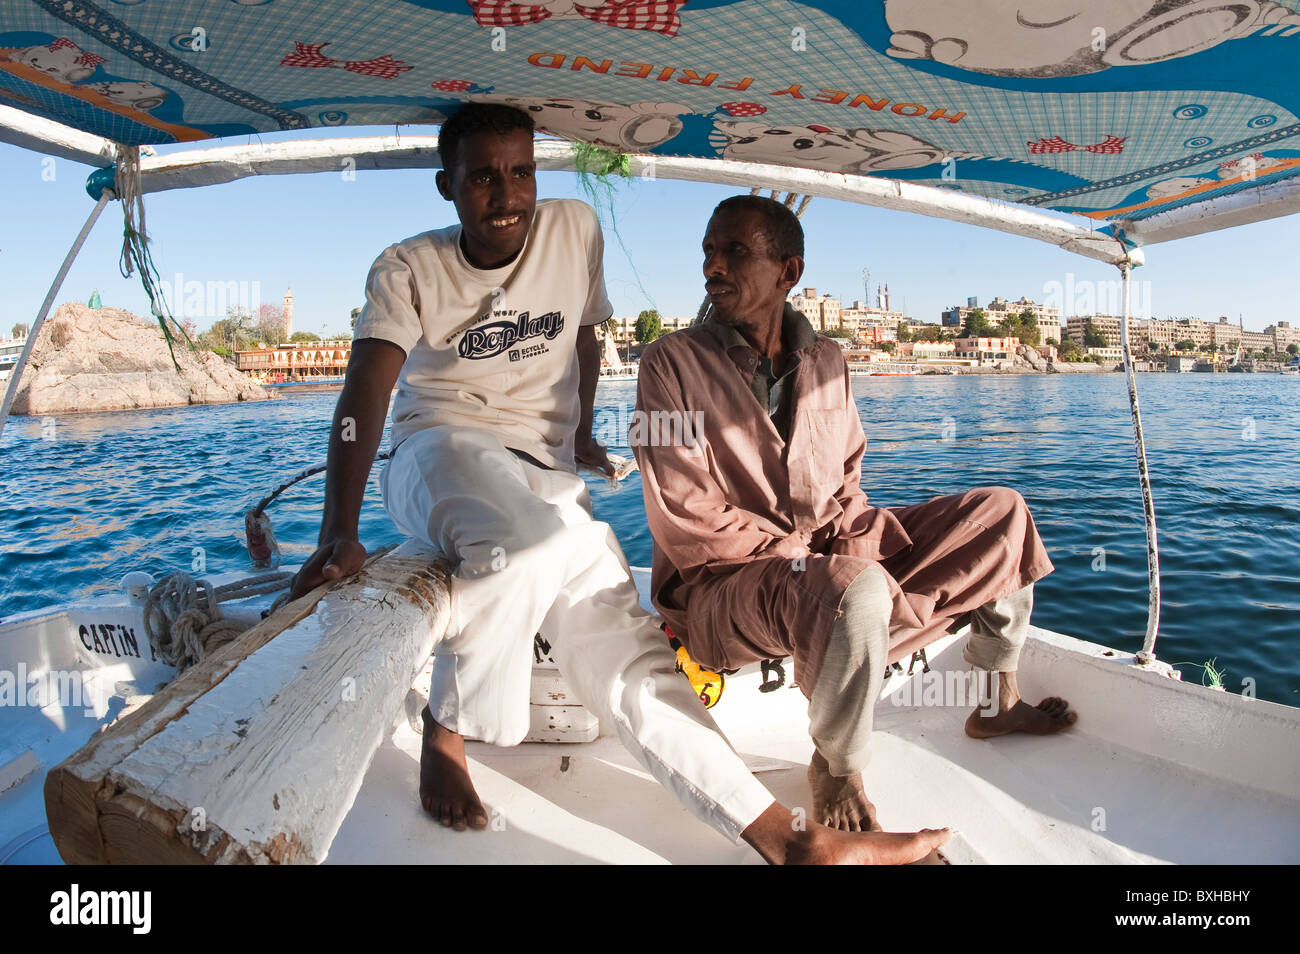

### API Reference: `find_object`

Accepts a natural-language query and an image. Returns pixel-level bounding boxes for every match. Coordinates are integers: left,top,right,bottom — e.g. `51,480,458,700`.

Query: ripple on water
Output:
1,374,1297,703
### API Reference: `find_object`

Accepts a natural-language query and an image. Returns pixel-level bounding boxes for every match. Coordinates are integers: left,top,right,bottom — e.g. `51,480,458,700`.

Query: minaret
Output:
283,288,294,338
884,283,891,313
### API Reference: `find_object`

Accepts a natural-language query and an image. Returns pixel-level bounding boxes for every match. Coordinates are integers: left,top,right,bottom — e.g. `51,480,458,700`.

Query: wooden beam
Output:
45,542,451,864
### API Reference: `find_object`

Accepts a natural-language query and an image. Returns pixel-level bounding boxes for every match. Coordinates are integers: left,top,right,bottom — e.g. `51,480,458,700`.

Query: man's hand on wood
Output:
290,536,368,600
574,435,614,477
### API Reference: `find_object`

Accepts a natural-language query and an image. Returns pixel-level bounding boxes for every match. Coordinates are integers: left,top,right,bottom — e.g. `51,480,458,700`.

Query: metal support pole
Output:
0,191,113,444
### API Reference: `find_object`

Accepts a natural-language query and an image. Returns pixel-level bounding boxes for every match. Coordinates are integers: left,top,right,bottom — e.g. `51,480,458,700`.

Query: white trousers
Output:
380,425,774,842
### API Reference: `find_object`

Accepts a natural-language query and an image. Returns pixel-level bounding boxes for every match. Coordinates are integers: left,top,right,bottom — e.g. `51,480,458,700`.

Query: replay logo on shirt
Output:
458,310,565,360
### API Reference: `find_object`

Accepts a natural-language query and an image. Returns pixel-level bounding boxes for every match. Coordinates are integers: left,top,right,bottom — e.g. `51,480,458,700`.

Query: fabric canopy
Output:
2,0,1299,244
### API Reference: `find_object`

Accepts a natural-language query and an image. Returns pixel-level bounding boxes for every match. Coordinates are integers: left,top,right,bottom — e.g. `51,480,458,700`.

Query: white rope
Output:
0,190,112,442
1118,261,1162,662
143,570,292,671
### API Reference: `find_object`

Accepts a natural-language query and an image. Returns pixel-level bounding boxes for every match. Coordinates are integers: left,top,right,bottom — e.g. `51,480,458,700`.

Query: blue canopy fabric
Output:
3,0,1299,228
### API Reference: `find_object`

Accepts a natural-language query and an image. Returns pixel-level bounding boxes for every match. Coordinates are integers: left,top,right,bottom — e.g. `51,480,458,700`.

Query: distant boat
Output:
849,362,920,376
599,331,637,379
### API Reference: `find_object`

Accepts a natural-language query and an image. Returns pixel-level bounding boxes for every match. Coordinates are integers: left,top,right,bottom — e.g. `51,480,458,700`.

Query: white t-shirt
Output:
353,198,613,471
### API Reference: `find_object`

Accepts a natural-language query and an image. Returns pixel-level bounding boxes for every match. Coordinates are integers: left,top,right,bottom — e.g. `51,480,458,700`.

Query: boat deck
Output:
4,569,1298,865
329,629,1300,865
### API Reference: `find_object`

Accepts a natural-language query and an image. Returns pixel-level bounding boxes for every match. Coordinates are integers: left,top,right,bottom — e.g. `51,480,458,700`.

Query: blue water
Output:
2,374,1297,703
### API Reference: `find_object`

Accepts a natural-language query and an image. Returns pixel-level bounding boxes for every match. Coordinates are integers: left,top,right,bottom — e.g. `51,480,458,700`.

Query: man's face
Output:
436,128,537,269
702,208,800,328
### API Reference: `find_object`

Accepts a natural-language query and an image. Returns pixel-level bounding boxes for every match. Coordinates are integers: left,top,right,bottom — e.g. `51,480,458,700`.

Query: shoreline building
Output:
951,335,1020,367
788,287,842,332
942,296,1062,341
607,315,694,343
838,299,906,341
1066,315,1288,355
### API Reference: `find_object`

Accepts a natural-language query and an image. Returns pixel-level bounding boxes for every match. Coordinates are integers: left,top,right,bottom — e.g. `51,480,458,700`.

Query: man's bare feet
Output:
420,708,489,831
807,749,881,832
742,802,949,865
964,670,1077,739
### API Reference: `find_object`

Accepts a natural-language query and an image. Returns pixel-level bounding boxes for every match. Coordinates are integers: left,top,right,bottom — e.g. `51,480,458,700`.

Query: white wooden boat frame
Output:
1,104,1297,866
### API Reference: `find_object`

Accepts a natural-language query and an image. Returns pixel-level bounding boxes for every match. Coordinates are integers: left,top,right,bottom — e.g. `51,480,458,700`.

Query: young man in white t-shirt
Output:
289,104,948,864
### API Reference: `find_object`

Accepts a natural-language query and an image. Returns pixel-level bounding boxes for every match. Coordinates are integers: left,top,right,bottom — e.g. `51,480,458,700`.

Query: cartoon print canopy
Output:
3,0,1300,244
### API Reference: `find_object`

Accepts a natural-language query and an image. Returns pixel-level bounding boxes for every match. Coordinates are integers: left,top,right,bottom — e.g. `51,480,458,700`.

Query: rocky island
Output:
9,303,274,415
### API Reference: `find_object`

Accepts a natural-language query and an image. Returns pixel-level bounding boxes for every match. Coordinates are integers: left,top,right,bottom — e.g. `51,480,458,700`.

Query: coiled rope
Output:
143,570,293,671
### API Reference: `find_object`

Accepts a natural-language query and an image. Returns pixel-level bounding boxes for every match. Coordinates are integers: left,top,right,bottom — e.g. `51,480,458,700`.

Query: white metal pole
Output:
1118,260,1162,662
0,191,113,445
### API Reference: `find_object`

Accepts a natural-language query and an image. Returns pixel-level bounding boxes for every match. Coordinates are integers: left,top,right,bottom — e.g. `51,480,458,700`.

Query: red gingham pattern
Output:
74,51,108,68
343,55,412,79
280,42,336,70
48,37,77,52
1084,135,1127,155
582,0,685,36
468,0,683,35
1027,136,1076,154
719,101,765,117
281,42,411,79
432,79,474,92
467,1,551,27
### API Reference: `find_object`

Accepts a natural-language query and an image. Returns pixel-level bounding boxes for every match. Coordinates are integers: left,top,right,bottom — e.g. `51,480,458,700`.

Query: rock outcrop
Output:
10,303,274,415
1016,344,1049,372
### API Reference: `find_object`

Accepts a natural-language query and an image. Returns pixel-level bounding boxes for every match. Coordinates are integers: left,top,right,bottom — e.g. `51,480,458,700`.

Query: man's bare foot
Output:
807,749,881,832
420,708,489,831
742,802,949,865
964,670,1077,739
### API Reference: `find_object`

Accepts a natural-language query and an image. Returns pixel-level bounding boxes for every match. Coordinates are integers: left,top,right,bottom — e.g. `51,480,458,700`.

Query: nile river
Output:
1,373,1296,704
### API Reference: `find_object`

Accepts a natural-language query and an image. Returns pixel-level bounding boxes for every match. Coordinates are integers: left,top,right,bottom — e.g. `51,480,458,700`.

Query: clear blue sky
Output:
3,126,1298,338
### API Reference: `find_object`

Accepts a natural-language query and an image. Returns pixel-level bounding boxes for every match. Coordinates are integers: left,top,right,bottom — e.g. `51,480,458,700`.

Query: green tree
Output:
880,341,896,353
823,325,853,339
961,308,990,338
1082,319,1108,349
1288,343,1298,356
1045,337,1059,348
1174,338,1196,351
635,308,662,343
1058,338,1083,361
1014,309,1041,346
290,331,321,343
895,321,913,343
10,322,27,339
199,308,257,354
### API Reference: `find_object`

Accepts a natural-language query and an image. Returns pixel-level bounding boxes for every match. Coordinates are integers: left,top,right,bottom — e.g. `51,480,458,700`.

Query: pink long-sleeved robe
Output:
633,319,1054,693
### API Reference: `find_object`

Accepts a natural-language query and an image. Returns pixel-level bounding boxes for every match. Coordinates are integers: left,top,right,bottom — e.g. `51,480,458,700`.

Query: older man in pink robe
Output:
633,195,1077,833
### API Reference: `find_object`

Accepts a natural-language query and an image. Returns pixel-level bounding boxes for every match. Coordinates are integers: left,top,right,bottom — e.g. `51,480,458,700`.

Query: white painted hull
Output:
4,566,1298,864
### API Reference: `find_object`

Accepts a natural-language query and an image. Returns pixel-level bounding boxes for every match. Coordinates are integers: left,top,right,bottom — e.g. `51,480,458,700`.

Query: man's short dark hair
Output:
711,195,804,261
438,103,535,174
